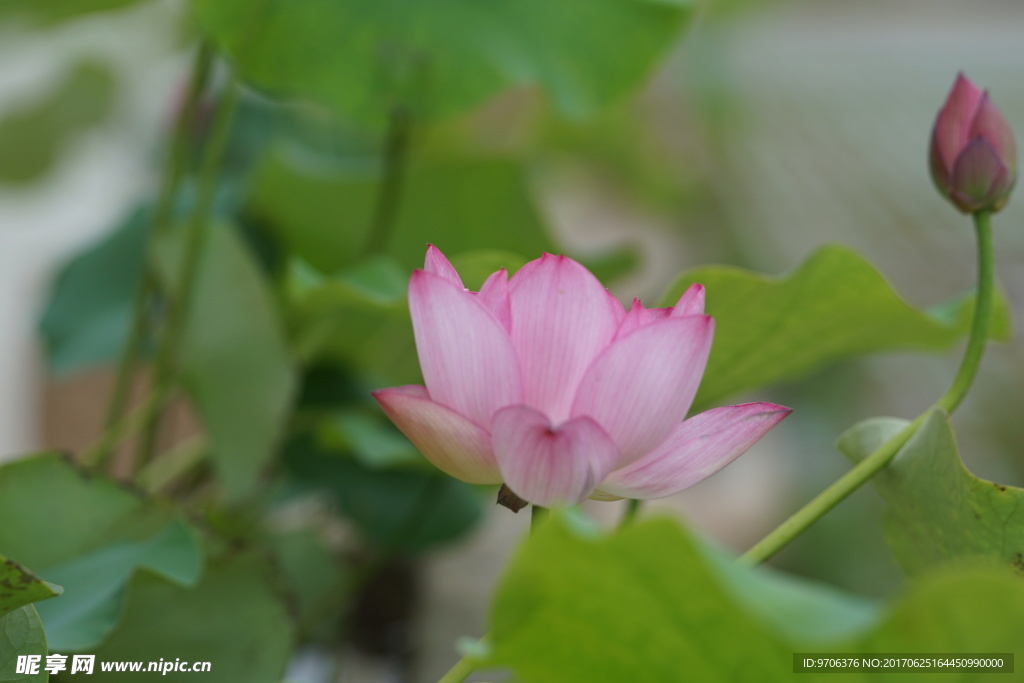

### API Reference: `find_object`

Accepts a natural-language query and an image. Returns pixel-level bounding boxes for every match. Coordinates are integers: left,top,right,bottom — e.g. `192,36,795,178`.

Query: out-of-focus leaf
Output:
487,514,1024,683
284,436,482,553
155,222,297,500
249,152,551,273
0,557,61,619
839,411,1024,578
661,245,1011,408
0,606,47,683
0,0,142,25
85,551,293,683
319,410,421,469
289,250,527,386
39,208,148,374
858,566,1024,672
35,519,202,651
0,454,177,569
192,0,693,123
488,516,792,682
0,60,114,183
702,541,879,646
267,528,351,634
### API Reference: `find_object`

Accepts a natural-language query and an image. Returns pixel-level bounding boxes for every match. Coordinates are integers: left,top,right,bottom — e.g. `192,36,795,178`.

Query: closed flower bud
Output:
929,73,1017,214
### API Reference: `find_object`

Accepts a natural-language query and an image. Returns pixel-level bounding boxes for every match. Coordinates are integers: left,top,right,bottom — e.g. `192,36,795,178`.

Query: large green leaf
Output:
38,209,148,375
486,515,1024,683
0,557,61,619
249,152,551,274
35,520,202,651
661,245,1011,408
0,454,176,569
0,455,204,655
155,222,297,500
192,0,692,122
78,552,293,683
0,606,47,683
838,411,1024,578
488,517,792,682
0,60,114,184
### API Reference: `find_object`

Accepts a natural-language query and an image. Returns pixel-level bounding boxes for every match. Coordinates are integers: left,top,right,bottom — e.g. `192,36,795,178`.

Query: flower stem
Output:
435,505,546,682
620,498,642,527
436,635,490,683
739,210,996,566
531,504,548,532
361,105,413,257
91,43,214,473
133,76,241,473
936,211,994,413
80,384,175,469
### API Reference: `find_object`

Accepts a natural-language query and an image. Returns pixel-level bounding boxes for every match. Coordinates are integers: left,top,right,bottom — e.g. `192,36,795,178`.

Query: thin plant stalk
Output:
361,105,413,257
740,211,996,566
89,44,214,472
133,77,242,473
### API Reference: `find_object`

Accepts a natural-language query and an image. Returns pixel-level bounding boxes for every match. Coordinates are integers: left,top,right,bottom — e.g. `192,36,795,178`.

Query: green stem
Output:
936,211,994,413
436,504,543,683
136,435,207,494
436,635,490,683
361,105,413,257
620,498,642,527
133,76,241,473
531,504,548,532
81,384,175,469
739,211,996,566
92,44,214,473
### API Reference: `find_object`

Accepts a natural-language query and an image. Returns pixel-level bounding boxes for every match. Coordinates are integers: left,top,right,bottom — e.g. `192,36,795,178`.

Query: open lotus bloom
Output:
373,246,791,508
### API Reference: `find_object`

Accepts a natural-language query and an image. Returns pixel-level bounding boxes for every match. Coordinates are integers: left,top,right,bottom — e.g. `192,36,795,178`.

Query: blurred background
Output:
1,0,1023,681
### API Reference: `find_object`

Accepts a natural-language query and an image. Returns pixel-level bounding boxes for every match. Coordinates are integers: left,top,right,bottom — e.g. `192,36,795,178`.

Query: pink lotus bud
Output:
372,246,790,509
929,73,1017,214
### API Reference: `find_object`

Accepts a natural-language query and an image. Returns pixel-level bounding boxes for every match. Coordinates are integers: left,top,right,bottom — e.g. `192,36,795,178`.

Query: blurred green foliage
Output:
488,515,1024,682
0,60,114,184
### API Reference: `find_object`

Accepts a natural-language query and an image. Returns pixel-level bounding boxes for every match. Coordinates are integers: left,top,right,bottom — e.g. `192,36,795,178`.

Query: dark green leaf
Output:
284,436,483,553
267,528,351,634
155,222,297,500
83,551,293,683
661,245,1012,408
0,558,61,620
38,208,147,374
319,410,421,469
192,0,693,122
0,606,47,683
838,411,1024,577
35,519,202,651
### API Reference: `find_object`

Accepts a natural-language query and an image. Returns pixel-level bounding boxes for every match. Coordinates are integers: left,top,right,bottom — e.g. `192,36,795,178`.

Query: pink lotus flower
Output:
929,73,1017,214
372,246,791,508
